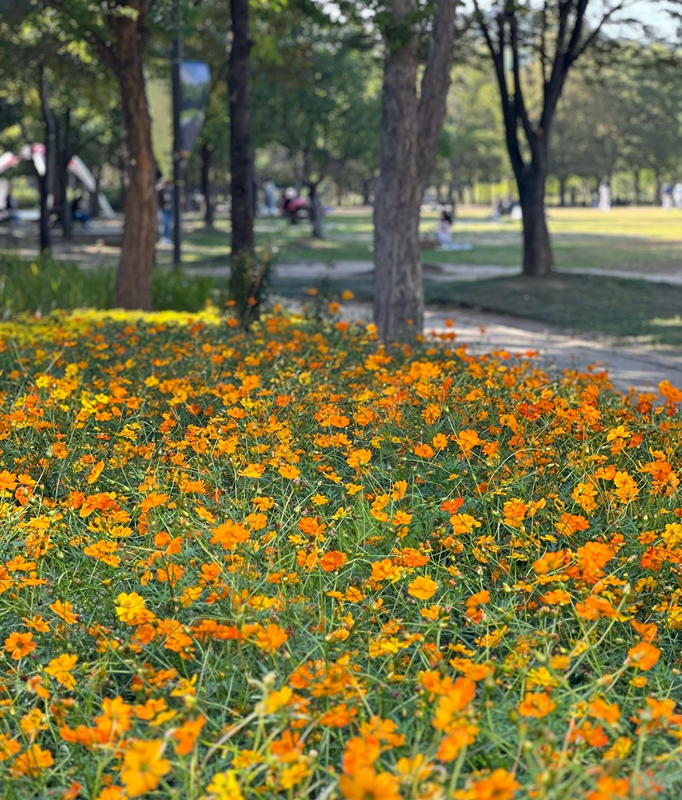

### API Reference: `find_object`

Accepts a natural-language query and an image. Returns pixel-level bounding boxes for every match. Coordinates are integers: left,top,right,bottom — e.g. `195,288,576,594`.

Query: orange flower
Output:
4,631,36,660
172,715,205,756
408,576,438,600
555,512,589,536
456,429,481,455
140,491,168,512
254,624,288,653
87,460,105,484
346,449,372,469
518,692,556,718
0,469,17,492
339,767,401,800
320,551,348,572
613,471,639,503
626,642,660,671
120,739,170,797
471,769,520,800
50,600,79,624
10,744,53,777
414,443,434,458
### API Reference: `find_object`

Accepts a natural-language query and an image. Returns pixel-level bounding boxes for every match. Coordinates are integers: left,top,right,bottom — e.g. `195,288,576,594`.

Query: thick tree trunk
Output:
38,65,56,255
229,0,255,257
373,3,422,341
200,142,215,229
113,22,156,309
373,0,456,342
518,160,553,277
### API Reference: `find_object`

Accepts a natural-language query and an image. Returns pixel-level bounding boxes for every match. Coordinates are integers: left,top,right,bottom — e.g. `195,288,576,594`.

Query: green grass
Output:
183,206,682,273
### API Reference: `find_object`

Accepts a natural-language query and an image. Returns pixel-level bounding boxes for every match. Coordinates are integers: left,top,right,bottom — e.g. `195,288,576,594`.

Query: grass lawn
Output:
184,205,682,274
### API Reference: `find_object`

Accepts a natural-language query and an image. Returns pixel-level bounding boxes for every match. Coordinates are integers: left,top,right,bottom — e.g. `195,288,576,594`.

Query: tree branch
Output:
509,10,536,149
568,0,629,66
417,0,457,178
474,0,525,175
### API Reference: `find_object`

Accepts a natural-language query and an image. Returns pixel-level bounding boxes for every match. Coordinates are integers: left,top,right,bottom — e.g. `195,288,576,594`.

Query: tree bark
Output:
89,166,101,218
361,178,373,206
200,142,215,229
373,0,456,342
308,182,324,239
56,108,72,240
112,15,156,309
38,65,56,255
229,0,255,257
518,154,553,277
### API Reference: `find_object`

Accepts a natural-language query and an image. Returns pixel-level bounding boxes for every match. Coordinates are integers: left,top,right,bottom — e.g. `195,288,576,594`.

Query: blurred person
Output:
673,182,682,211
71,194,92,229
436,210,452,246
662,182,673,211
598,180,611,212
158,179,173,244
263,178,277,216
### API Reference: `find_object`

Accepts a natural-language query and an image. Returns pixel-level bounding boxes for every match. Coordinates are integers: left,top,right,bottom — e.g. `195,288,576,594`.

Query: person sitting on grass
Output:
436,211,452,247
71,195,92,229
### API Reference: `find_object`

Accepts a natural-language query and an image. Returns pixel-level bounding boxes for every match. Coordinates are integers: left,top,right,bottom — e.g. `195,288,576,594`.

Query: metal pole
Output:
171,0,182,269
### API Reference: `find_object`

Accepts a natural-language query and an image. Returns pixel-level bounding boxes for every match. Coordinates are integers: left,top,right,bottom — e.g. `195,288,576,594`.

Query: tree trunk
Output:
654,175,662,206
113,20,157,309
56,109,72,240
89,166,101,218
558,176,566,207
373,3,421,341
518,159,553,277
200,142,215,229
308,182,324,239
229,0,255,257
361,178,373,206
373,0,456,342
633,170,640,206
38,64,56,255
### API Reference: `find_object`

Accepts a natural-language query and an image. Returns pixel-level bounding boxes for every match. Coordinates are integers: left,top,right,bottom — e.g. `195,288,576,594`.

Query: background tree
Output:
473,0,631,276
373,0,457,341
44,0,163,309
229,0,255,258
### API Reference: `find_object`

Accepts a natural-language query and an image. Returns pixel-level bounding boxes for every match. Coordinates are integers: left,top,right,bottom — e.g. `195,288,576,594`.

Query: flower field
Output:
1,307,682,800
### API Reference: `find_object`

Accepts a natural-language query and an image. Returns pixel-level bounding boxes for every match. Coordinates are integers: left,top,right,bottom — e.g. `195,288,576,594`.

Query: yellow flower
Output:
45,653,78,690
207,770,243,800
115,592,147,625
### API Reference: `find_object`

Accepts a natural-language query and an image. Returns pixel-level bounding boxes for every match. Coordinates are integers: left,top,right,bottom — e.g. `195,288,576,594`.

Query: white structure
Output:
0,144,115,218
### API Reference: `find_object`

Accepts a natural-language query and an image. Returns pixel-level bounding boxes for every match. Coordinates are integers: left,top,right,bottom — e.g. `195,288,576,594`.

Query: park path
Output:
322,302,682,397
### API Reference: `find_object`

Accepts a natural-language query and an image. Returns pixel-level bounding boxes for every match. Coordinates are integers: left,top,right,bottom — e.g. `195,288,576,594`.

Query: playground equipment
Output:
0,144,115,218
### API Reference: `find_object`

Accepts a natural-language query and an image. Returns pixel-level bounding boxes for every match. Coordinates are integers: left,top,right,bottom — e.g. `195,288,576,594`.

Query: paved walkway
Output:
321,302,682,397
